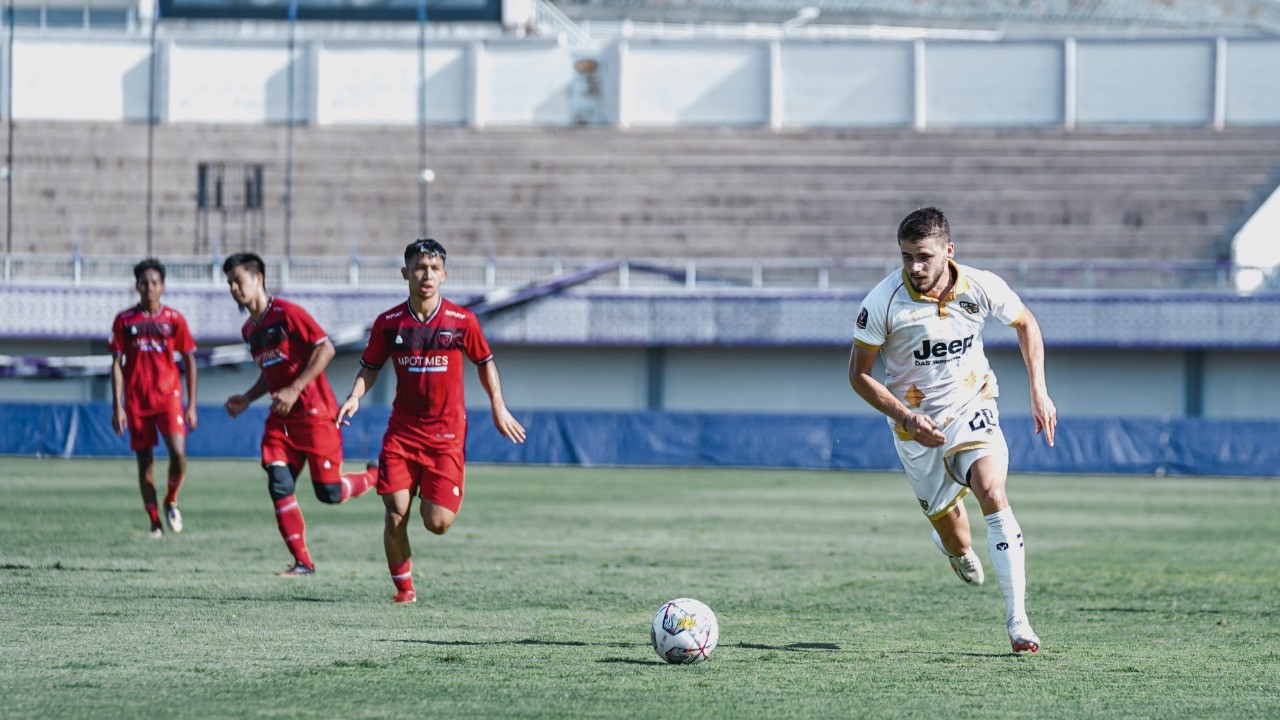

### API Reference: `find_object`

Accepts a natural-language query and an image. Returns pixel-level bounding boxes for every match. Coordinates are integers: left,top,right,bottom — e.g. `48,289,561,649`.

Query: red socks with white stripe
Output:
338,469,376,502
144,502,161,527
389,559,414,594
164,475,183,507
273,495,313,569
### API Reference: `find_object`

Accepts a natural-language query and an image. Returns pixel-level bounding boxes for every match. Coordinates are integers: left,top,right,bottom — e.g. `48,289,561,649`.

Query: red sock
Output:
164,475,183,507
144,502,160,527
339,469,376,501
389,559,414,593
273,495,313,568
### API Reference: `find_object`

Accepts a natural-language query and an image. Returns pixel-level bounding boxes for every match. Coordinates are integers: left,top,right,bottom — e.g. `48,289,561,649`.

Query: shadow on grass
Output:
598,658,655,665
386,638,645,649
734,642,840,652
1082,607,1224,615
138,595,341,603
2,563,153,573
892,649,1014,659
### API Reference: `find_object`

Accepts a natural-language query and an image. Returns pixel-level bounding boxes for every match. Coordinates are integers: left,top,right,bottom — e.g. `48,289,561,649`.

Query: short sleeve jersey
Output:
240,297,337,422
360,298,493,444
109,305,196,413
853,262,1024,422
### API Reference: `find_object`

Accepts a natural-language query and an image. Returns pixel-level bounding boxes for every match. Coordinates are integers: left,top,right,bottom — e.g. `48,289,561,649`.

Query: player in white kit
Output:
848,207,1057,653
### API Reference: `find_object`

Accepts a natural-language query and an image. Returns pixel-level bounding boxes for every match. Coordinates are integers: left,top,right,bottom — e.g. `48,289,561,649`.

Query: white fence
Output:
2,33,1280,127
0,254,1250,292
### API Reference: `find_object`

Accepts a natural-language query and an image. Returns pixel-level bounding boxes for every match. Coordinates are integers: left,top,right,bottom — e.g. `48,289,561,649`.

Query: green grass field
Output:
1,458,1277,719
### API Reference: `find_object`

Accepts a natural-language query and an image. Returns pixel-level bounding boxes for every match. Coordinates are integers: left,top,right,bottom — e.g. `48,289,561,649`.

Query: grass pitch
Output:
0,458,1277,719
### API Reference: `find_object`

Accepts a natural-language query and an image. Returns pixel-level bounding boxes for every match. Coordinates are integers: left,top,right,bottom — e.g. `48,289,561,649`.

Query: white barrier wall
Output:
1075,39,1215,125
620,39,768,126
778,41,913,127
12,39,154,121
3,34,1280,127
167,41,305,123
315,43,469,125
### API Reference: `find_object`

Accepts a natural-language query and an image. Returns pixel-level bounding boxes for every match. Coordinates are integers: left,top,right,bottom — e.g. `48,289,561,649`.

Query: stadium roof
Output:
552,0,1280,35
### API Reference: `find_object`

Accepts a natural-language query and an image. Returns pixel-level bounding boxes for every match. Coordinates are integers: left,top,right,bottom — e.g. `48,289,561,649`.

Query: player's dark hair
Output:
133,257,166,283
222,252,266,279
897,207,950,245
404,238,447,266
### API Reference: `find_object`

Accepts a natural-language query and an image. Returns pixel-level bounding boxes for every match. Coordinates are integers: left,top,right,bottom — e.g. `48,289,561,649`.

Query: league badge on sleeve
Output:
857,307,869,330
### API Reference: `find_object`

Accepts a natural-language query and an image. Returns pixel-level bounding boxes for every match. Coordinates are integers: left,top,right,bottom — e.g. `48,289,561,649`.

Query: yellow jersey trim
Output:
926,487,969,520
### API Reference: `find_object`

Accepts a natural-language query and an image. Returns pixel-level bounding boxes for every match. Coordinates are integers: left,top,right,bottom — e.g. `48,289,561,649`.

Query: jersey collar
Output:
902,260,969,303
249,296,275,326
405,298,441,325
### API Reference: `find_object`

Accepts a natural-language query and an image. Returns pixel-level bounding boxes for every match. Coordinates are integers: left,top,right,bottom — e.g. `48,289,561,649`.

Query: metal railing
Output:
0,253,1264,293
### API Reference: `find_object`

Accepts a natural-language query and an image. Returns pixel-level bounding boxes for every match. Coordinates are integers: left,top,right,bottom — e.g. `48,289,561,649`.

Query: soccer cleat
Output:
148,525,164,539
164,504,184,534
1007,618,1041,654
932,530,984,586
392,590,417,604
275,561,315,577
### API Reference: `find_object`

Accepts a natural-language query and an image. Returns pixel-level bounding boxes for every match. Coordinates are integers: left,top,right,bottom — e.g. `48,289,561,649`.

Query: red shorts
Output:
261,417,344,484
126,394,186,451
377,430,466,514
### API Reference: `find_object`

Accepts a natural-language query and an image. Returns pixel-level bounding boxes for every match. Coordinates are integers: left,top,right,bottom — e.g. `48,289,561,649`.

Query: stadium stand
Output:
3,121,1279,263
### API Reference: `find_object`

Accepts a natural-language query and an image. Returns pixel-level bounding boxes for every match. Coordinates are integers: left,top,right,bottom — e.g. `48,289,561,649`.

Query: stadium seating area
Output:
4,121,1280,262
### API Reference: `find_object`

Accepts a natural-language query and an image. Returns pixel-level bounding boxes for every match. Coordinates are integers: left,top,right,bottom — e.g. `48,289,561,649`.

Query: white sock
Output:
931,528,957,557
984,507,1027,623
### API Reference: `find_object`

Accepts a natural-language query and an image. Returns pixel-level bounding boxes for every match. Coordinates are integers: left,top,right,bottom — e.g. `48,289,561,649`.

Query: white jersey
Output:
853,261,1024,428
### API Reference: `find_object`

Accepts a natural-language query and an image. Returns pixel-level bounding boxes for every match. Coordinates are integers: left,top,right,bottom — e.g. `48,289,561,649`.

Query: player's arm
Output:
336,365,380,427
1010,308,1057,447
110,352,127,436
270,338,335,416
477,359,525,444
182,351,199,430
847,343,945,447
225,373,269,418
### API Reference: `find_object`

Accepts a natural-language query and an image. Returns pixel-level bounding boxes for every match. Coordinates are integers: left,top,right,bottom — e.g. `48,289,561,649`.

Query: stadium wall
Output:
1,402,1276,477
5,34,1280,127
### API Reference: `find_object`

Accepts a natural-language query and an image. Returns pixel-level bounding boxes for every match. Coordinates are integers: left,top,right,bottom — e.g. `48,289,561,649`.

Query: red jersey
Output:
360,298,493,446
109,305,196,413
241,297,337,422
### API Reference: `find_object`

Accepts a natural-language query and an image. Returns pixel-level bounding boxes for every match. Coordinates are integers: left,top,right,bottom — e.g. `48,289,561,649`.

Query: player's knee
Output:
423,517,452,535
265,463,296,501
313,482,344,505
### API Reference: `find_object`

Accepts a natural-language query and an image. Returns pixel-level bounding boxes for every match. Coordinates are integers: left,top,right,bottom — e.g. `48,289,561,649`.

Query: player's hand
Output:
185,405,199,431
336,396,360,428
111,406,127,436
270,386,301,416
1032,392,1057,447
224,395,250,418
493,405,526,444
903,412,945,447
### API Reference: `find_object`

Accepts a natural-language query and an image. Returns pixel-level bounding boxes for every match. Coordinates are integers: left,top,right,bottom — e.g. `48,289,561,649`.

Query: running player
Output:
336,238,526,604
110,258,198,538
848,207,1057,654
221,253,378,577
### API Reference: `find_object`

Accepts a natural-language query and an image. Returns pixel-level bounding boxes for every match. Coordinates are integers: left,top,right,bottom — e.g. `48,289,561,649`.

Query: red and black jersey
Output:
109,305,196,413
360,297,492,446
240,297,337,422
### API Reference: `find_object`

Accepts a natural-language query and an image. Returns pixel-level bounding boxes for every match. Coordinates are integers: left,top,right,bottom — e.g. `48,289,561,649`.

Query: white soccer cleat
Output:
932,529,984,586
1007,617,1041,654
148,525,164,539
165,504,184,534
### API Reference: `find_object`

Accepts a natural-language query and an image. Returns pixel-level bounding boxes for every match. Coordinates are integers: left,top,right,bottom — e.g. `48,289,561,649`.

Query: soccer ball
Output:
650,598,719,664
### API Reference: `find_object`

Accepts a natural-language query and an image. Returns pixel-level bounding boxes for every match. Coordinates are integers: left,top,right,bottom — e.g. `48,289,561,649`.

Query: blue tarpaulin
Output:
0,402,1274,477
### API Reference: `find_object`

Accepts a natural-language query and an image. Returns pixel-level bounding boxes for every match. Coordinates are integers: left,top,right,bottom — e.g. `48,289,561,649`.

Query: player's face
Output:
136,269,164,306
899,235,954,295
225,265,264,310
403,253,447,302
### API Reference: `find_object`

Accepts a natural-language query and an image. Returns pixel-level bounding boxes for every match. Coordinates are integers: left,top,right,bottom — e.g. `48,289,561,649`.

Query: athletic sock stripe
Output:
391,572,412,581
275,501,299,514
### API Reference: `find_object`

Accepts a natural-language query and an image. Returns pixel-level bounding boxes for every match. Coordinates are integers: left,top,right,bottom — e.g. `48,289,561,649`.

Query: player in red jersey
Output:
221,253,378,577
336,238,525,604
110,258,198,539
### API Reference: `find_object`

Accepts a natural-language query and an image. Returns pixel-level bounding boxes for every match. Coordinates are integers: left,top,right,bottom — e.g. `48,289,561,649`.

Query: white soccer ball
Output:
651,598,719,664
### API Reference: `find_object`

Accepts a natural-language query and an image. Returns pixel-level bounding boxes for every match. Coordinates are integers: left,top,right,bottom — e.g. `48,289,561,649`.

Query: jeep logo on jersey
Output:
856,307,868,330
913,335,975,360
959,300,980,314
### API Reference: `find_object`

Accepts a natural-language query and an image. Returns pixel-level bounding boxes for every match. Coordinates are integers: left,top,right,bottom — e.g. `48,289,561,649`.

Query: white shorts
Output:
892,394,1008,520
